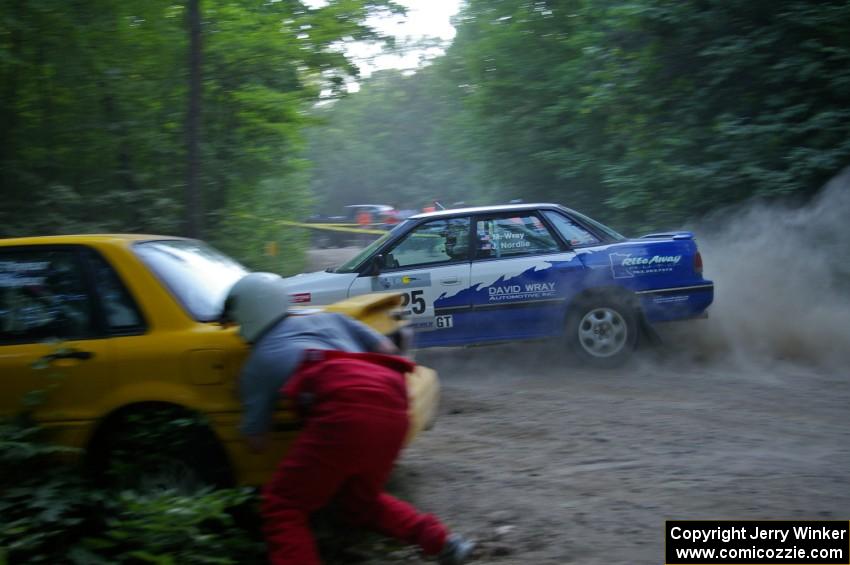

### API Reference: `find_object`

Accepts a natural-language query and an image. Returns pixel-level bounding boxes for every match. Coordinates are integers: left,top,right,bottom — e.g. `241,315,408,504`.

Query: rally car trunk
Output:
622,231,714,322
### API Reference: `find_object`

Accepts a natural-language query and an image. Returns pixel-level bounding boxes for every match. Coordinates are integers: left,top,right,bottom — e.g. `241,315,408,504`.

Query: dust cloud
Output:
668,166,850,371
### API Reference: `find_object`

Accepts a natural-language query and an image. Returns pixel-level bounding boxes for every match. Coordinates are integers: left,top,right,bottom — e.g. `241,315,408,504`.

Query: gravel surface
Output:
400,344,850,564
306,248,850,565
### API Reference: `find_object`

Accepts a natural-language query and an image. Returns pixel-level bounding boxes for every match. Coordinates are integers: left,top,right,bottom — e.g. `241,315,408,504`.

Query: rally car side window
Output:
83,250,146,335
474,214,561,259
0,249,96,344
543,210,600,247
383,218,471,269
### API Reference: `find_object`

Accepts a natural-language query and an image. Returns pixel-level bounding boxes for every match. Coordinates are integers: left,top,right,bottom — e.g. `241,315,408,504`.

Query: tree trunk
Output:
0,3,23,226
184,0,203,238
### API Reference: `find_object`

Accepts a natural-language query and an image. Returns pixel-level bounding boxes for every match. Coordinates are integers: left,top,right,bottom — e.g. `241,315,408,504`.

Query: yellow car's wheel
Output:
89,404,232,491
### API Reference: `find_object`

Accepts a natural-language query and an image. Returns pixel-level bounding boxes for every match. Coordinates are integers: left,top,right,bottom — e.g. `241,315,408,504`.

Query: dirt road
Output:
307,248,850,565
405,345,850,564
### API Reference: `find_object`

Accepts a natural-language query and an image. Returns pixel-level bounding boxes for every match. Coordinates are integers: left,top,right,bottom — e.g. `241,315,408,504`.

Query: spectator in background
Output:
356,208,373,245
356,208,372,228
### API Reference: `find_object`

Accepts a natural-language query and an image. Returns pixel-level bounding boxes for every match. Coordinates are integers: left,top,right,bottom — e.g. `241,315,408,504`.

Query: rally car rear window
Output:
134,240,247,322
543,211,600,247
566,209,627,242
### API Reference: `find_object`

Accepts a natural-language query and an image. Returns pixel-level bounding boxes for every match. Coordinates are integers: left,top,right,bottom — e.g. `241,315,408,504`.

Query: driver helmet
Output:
221,272,289,343
444,225,470,258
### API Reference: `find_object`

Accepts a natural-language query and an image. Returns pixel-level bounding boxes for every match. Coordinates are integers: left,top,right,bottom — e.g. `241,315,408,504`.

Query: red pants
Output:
261,351,449,564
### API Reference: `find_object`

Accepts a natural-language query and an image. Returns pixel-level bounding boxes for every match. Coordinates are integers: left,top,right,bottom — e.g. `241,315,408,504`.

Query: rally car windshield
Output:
333,221,411,273
134,240,248,322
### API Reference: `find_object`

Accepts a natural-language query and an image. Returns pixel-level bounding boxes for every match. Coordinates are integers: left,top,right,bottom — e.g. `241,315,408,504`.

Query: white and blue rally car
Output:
283,203,714,366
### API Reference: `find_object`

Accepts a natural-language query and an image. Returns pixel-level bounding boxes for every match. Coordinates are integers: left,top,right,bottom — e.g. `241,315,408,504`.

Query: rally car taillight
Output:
694,251,703,274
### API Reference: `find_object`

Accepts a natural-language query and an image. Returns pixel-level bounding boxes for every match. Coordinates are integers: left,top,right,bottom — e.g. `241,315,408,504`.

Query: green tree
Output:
441,0,850,231
0,0,403,272
307,65,485,213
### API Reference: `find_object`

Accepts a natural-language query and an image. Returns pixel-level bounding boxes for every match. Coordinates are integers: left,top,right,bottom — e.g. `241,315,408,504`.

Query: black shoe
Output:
438,534,476,564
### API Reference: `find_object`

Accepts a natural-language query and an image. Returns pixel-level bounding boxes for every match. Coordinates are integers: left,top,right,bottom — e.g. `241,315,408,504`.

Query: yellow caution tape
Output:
280,220,387,235
236,213,387,235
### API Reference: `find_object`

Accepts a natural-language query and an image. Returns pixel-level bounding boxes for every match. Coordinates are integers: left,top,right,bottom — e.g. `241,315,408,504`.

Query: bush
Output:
0,420,98,563
72,488,264,565
0,417,409,564
0,419,264,565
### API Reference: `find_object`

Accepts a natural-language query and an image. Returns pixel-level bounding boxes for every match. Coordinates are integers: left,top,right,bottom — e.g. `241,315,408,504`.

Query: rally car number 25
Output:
281,203,714,366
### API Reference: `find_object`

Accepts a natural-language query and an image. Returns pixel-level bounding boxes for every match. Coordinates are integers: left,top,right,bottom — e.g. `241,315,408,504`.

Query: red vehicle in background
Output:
345,204,397,227
307,204,399,248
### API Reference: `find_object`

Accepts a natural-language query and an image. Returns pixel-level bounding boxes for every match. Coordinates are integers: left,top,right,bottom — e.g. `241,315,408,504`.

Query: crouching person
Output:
221,273,474,565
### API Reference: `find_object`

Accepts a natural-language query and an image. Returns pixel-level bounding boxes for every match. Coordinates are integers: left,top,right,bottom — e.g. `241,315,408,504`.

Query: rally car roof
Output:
410,203,566,220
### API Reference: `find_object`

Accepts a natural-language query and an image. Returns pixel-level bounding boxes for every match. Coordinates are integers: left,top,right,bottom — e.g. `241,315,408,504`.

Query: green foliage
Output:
5,0,847,247
0,415,411,564
0,417,422,564
0,420,78,468
102,408,211,488
0,0,401,268
306,66,488,213
0,417,263,564
308,0,850,233
213,172,313,276
78,488,264,565
0,420,95,563
443,0,850,230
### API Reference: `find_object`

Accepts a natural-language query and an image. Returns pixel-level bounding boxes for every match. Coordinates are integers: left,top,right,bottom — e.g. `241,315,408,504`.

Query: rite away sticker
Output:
610,253,681,279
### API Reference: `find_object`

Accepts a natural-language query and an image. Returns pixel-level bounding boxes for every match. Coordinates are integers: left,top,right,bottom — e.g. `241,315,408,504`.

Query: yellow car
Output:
0,235,439,486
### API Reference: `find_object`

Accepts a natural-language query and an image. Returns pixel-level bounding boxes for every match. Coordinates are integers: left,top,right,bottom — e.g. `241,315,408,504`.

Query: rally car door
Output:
347,217,472,347
468,212,583,341
0,246,114,423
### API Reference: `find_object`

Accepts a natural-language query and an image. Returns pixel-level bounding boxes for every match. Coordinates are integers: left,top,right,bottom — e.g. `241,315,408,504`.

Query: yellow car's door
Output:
0,339,112,420
0,246,114,434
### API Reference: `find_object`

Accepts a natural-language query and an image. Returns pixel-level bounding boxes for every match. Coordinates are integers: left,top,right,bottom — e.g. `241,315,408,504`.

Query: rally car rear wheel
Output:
567,298,638,367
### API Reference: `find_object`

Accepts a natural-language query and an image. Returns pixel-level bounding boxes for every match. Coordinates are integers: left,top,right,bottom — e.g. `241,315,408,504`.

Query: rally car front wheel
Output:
566,297,638,368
